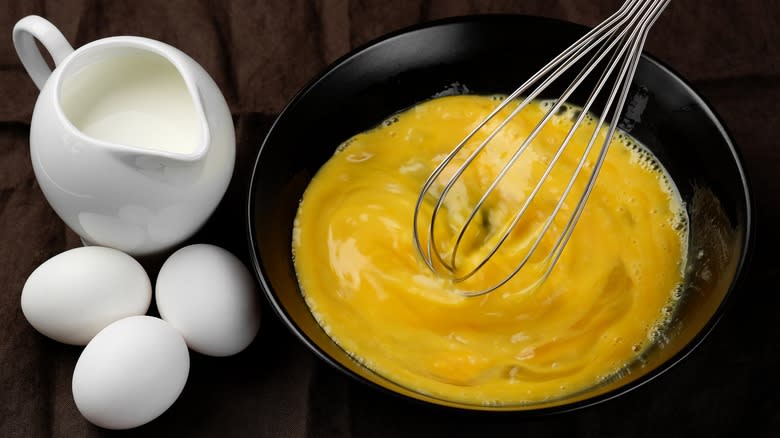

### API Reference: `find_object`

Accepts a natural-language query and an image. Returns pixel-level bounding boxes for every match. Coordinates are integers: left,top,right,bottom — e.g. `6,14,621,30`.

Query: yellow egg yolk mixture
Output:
292,95,687,405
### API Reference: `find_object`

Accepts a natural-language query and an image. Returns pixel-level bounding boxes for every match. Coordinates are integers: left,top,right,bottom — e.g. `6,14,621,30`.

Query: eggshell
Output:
72,316,189,430
156,244,260,356
21,246,151,345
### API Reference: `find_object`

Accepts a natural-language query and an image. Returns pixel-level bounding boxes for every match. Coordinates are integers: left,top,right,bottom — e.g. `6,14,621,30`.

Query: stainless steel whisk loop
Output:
412,0,671,297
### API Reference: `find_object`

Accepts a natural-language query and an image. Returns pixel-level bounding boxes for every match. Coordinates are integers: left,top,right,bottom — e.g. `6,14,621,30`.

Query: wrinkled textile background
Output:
1,1,778,437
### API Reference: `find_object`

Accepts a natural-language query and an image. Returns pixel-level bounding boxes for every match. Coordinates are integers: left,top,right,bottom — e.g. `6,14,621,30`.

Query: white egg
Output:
21,246,151,345
156,244,260,357
72,315,189,430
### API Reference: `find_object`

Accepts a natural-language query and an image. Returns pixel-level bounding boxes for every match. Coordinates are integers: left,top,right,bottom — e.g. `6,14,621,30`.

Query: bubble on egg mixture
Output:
336,137,356,153
480,399,503,407
292,219,301,247
382,116,400,127
431,81,471,99
346,151,374,163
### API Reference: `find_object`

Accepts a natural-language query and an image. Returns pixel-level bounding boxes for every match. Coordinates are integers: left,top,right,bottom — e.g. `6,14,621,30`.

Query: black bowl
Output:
247,15,753,412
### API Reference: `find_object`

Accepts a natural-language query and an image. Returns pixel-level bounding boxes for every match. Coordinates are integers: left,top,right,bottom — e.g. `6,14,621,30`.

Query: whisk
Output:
412,0,671,297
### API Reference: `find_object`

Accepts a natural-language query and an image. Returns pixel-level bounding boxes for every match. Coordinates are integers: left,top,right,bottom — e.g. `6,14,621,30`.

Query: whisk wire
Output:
413,0,671,296
538,0,671,289
413,0,644,272
421,1,648,272
444,13,647,276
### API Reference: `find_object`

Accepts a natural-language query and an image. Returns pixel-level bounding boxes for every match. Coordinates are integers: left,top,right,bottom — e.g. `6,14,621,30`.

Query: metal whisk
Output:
412,0,670,296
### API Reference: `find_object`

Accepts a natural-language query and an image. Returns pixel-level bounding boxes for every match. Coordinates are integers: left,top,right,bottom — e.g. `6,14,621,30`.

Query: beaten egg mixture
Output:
292,95,687,405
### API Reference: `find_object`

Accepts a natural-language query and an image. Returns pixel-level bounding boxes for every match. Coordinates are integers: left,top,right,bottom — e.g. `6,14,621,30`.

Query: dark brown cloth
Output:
1,1,778,436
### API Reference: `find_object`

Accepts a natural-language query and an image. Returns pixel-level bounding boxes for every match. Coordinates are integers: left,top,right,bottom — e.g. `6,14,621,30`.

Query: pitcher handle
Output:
13,16,74,90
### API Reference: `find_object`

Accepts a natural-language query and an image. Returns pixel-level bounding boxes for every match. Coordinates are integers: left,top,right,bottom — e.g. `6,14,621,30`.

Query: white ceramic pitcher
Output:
13,16,235,256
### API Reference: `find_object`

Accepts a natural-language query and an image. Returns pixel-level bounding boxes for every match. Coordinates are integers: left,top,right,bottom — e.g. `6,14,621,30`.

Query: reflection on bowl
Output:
247,15,752,413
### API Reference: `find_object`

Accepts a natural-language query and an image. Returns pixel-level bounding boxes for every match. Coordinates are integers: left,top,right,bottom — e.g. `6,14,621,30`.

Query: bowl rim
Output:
245,13,755,414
